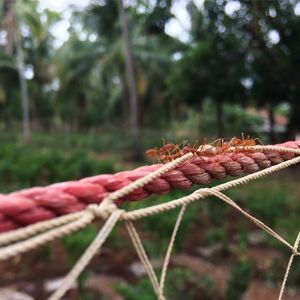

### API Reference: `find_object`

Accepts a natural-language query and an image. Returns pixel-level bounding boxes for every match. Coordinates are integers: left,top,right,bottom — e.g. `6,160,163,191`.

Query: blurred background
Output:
0,0,300,299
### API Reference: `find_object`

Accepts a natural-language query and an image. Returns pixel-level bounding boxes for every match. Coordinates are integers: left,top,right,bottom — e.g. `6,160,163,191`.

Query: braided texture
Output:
0,141,299,232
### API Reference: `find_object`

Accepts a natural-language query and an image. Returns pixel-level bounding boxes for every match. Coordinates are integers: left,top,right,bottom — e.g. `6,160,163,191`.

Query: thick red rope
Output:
0,141,299,233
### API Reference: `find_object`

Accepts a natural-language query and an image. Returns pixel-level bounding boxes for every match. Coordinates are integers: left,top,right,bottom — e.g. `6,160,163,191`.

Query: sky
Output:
38,0,300,47
38,0,205,45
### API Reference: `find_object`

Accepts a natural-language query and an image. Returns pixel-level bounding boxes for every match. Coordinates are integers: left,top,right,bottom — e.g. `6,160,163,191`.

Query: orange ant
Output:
145,148,160,160
145,142,182,163
145,135,262,163
159,142,185,162
228,134,262,152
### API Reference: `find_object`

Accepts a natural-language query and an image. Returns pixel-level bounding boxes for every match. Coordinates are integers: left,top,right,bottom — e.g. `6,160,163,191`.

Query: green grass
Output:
122,190,199,257
226,259,253,300
61,225,99,264
115,268,214,300
224,174,300,262
0,137,115,192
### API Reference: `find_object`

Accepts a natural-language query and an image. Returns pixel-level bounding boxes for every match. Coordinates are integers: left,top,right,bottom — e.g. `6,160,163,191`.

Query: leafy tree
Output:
168,0,300,140
168,1,247,137
1,0,299,140
0,0,30,139
237,0,299,141
55,0,181,130
0,0,60,135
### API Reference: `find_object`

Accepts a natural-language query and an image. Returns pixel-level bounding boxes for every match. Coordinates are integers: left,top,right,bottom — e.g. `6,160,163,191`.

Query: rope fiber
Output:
0,141,299,232
0,142,300,299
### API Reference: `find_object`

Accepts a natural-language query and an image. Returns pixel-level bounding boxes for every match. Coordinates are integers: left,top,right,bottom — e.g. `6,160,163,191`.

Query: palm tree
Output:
119,0,138,135
0,0,59,138
1,0,30,140
55,0,183,131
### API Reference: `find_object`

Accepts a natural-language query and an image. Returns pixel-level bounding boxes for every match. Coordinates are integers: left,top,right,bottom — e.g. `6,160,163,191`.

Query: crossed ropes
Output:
0,145,299,300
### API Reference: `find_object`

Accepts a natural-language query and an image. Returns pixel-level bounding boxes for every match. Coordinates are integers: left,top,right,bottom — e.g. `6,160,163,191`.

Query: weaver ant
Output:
145,135,262,163
228,134,262,152
145,142,182,162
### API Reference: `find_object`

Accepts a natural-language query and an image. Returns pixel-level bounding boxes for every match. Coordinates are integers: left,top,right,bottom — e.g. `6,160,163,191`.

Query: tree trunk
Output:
4,0,14,54
288,99,300,140
119,70,129,127
76,92,86,130
14,8,30,142
216,100,225,137
268,106,276,144
119,0,143,160
119,0,138,135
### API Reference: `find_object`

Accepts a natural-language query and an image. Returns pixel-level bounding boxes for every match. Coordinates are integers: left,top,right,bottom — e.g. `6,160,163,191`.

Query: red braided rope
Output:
0,141,299,233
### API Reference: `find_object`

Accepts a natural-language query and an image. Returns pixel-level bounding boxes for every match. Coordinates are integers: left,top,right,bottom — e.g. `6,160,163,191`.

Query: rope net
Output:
0,142,300,299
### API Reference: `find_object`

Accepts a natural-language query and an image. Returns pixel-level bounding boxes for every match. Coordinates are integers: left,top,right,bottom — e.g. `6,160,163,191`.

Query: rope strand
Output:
159,205,187,291
0,144,299,300
278,232,300,300
0,142,299,232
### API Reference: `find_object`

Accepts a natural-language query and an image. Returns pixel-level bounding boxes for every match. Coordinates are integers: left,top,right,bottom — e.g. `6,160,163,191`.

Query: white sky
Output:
38,0,205,45
38,0,87,12
38,0,300,47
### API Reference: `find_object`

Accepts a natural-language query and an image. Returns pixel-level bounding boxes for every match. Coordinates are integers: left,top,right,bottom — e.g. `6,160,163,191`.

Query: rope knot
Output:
157,294,166,300
195,188,213,197
87,202,118,219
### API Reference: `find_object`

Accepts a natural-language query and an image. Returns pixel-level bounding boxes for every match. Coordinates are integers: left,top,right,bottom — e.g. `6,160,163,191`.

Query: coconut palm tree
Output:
54,0,184,131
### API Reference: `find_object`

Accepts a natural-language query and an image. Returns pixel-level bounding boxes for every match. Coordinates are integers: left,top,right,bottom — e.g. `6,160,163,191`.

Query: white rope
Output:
278,232,300,300
125,221,165,300
48,209,123,300
0,145,299,300
124,155,300,221
0,211,84,246
159,205,187,291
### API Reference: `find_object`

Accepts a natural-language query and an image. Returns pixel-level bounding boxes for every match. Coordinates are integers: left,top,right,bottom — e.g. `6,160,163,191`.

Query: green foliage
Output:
226,259,253,300
205,196,227,226
275,213,300,247
227,176,300,254
0,139,115,191
115,268,214,300
39,244,52,261
0,0,299,137
125,190,198,256
165,269,214,300
237,228,249,253
170,100,263,140
115,278,156,300
246,189,287,227
0,136,114,192
223,105,263,136
228,182,289,227
61,225,98,264
205,227,228,246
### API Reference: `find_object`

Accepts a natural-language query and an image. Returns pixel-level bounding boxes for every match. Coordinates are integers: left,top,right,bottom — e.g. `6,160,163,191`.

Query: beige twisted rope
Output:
0,145,300,299
278,232,300,300
49,209,123,300
159,204,187,292
0,153,193,256
125,220,165,300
